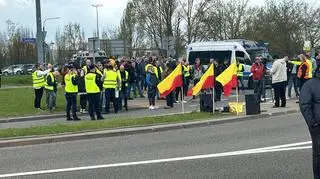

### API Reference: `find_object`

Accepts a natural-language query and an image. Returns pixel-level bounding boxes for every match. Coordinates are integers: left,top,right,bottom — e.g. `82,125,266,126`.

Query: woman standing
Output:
146,66,159,110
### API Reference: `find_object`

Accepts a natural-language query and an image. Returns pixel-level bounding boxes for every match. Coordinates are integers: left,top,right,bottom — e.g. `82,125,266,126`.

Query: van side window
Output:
236,51,245,58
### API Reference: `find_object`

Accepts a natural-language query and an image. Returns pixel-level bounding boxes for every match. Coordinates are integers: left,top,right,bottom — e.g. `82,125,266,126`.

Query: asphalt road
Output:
0,113,313,179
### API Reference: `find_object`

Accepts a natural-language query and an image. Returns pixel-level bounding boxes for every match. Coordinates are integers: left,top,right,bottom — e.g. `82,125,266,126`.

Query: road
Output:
0,113,313,179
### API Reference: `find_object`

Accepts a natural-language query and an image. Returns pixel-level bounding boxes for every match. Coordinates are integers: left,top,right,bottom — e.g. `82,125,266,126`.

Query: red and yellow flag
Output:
157,64,183,97
187,63,214,96
216,63,238,96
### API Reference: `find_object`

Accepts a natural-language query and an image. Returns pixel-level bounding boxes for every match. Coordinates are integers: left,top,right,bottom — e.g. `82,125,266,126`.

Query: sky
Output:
0,0,265,42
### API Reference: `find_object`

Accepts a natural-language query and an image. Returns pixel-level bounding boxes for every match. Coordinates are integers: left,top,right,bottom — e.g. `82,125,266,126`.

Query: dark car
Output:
23,64,36,74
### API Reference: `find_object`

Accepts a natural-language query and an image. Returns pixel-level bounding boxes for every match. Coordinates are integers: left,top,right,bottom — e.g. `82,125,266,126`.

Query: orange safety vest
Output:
297,61,310,79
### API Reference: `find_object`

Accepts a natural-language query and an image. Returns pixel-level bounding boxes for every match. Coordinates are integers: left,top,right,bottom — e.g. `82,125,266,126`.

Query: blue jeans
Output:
135,79,143,97
105,88,118,113
46,89,56,110
287,74,299,97
119,89,128,110
65,93,77,118
253,80,262,102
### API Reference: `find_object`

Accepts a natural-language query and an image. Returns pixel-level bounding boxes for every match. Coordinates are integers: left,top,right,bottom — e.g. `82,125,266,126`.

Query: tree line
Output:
1,0,319,68
119,0,320,57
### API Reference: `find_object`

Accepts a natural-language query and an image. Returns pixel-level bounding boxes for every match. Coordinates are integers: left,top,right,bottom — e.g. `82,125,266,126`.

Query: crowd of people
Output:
32,56,198,121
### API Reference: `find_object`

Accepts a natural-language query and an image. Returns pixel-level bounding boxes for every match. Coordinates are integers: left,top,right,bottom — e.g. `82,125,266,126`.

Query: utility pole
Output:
35,0,43,64
92,4,103,49
43,17,60,67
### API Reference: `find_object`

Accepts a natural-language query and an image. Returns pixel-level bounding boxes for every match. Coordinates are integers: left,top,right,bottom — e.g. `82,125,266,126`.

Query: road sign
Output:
22,38,36,43
88,37,100,52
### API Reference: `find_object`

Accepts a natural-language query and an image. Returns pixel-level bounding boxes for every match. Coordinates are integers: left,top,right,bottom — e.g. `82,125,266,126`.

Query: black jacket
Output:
300,77,320,128
126,65,136,83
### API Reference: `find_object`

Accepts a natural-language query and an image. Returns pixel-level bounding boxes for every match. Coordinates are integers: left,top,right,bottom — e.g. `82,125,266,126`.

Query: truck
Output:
186,39,274,89
70,50,107,66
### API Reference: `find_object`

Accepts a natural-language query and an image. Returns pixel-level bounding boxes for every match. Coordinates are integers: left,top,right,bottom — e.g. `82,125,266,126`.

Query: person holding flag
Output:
216,60,238,97
157,61,183,109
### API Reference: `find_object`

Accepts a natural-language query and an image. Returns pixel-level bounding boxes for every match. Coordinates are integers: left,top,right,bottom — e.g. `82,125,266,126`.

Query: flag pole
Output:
236,85,239,116
181,64,185,114
212,63,215,114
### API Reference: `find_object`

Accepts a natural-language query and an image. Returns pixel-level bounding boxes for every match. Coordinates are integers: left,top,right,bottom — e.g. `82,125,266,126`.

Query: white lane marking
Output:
0,142,312,178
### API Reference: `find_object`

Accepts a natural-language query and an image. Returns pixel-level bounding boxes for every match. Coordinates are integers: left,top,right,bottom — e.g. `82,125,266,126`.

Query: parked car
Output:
23,64,36,74
2,65,19,75
13,65,26,75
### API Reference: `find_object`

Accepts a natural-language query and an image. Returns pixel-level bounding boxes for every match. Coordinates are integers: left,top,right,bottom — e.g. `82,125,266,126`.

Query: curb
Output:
0,106,146,124
0,108,300,148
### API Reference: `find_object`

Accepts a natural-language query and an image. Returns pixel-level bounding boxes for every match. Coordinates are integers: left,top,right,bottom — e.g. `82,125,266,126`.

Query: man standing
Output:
297,54,311,90
32,64,50,110
64,64,81,121
85,65,104,120
135,58,145,98
119,65,129,111
287,58,299,99
299,68,320,179
164,59,176,109
251,57,265,102
271,57,288,108
192,58,205,99
103,63,120,114
45,64,57,112
183,59,191,96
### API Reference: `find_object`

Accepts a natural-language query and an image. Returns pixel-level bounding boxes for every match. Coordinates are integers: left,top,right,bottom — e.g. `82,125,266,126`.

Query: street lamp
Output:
43,17,61,67
91,4,103,39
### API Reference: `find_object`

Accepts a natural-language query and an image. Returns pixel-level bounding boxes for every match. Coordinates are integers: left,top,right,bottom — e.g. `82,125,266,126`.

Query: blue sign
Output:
22,38,36,43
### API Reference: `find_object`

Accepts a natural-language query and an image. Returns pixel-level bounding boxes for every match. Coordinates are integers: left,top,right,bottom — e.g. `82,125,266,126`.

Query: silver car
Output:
2,65,19,75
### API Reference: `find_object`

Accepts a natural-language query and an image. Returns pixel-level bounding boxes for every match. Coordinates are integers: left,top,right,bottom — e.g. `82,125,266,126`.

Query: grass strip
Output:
0,112,226,138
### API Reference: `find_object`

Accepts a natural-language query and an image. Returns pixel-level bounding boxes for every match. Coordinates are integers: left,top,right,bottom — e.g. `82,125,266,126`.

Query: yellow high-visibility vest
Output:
85,73,100,93
83,66,102,76
103,69,118,89
44,72,54,91
237,64,244,77
183,65,191,77
64,73,78,93
32,71,45,88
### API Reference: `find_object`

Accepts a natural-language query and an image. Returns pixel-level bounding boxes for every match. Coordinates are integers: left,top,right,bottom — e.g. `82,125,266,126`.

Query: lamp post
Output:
42,17,60,67
91,4,103,40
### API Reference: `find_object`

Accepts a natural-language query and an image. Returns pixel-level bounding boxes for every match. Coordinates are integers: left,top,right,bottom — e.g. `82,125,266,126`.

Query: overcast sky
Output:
0,0,265,42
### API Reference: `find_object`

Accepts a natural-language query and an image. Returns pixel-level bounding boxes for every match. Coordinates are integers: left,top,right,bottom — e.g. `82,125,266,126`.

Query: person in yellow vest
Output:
237,59,245,92
183,59,191,96
145,57,160,80
64,64,81,121
32,64,50,110
82,59,103,76
297,54,311,90
119,65,129,111
290,55,313,79
45,66,58,112
102,64,121,114
85,64,104,120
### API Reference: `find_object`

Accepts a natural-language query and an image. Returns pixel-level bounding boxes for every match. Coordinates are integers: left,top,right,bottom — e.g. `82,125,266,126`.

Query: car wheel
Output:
16,71,21,75
3,72,8,76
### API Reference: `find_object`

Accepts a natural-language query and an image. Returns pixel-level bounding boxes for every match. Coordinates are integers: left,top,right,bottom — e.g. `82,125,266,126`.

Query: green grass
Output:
0,87,66,117
1,75,32,86
1,74,63,86
0,112,223,138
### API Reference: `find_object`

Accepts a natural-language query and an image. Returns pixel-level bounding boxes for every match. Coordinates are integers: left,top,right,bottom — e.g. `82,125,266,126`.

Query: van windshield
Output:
247,49,273,63
188,51,232,65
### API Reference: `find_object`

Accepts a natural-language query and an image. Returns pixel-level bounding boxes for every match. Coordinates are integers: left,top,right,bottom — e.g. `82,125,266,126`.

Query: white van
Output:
186,40,273,88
